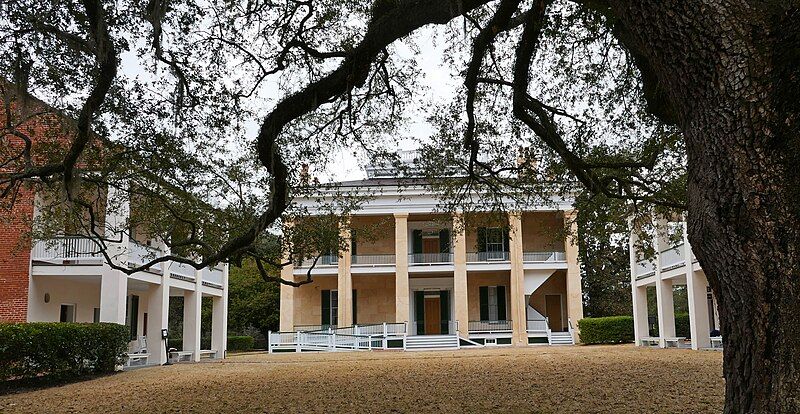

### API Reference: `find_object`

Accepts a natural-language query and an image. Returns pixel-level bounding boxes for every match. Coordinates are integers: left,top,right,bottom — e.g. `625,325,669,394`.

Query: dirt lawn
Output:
0,345,723,413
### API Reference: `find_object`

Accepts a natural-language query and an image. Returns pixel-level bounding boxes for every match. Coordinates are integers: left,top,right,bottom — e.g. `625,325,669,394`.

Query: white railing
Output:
409,253,453,264
298,255,339,267
466,251,510,262
526,319,548,332
351,254,395,265
659,243,685,269
469,320,512,332
636,259,656,277
522,251,566,262
203,266,224,286
169,261,196,279
270,322,408,353
128,241,163,271
31,237,102,262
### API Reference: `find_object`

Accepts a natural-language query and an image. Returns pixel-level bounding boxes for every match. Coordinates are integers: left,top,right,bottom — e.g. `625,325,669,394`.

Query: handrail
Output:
351,254,395,265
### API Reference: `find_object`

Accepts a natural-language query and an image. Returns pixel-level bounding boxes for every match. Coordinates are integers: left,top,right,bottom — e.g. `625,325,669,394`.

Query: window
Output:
479,286,507,321
126,295,140,341
321,289,357,326
60,304,76,323
477,227,509,260
93,308,100,323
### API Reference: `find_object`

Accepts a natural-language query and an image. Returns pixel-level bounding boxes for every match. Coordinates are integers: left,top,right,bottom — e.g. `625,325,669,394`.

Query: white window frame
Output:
60,303,76,323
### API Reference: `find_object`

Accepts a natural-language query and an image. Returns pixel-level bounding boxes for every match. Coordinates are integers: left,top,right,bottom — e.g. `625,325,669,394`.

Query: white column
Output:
183,266,202,362
629,219,648,345
99,186,130,324
210,265,229,358
279,222,295,332
563,210,583,342
452,213,469,337
684,223,710,349
509,212,527,346
394,213,410,324
146,277,170,365
654,218,675,347
337,220,353,327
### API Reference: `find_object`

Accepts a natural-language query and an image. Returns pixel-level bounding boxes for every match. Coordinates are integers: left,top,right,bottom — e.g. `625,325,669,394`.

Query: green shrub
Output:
675,312,690,338
578,316,635,344
227,336,254,352
0,322,129,381
167,338,183,351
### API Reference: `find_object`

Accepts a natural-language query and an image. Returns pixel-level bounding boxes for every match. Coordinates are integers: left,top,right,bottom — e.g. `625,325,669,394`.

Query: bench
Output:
641,337,660,347
710,336,723,349
199,349,218,359
126,353,150,367
169,350,194,363
664,337,686,348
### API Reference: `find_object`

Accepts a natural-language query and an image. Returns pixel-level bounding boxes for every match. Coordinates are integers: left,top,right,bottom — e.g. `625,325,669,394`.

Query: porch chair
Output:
126,335,151,367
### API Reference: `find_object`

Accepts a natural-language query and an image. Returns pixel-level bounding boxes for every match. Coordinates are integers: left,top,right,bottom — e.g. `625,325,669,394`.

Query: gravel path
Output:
0,345,724,413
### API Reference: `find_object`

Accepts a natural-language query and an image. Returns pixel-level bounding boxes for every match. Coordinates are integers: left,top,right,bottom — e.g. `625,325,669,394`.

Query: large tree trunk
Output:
607,1,800,412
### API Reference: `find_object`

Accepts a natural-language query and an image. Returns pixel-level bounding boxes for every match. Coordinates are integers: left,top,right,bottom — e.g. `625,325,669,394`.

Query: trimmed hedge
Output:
227,336,254,352
578,316,634,344
651,312,691,338
0,323,129,381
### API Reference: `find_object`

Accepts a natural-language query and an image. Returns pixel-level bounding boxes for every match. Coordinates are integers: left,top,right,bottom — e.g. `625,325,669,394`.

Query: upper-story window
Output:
477,227,510,260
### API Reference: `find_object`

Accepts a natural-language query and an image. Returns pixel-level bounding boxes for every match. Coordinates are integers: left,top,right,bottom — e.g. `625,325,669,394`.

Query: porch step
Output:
549,332,575,346
405,335,460,351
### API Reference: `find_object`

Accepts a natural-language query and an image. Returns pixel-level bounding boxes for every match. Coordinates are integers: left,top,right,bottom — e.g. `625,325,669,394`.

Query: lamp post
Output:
161,328,172,365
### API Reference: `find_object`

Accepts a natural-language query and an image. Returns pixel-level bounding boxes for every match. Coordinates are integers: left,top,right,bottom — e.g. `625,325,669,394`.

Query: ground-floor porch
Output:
26,263,228,366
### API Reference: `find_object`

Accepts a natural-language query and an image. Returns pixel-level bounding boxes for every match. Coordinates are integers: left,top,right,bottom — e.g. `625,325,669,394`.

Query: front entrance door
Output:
424,296,441,335
422,238,439,254
545,295,563,332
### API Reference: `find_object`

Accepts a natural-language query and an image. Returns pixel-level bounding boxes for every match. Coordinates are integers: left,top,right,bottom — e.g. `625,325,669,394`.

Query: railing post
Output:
296,332,301,353
332,332,337,351
267,330,272,354
383,322,387,338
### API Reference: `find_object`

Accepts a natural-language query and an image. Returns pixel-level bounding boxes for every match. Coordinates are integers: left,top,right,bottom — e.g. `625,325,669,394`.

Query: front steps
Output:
405,335,460,351
548,331,575,345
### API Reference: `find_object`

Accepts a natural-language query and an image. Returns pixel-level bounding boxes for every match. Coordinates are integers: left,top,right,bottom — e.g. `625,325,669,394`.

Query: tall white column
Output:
211,265,228,359
563,210,583,342
99,186,130,324
452,213,469,337
394,213,410,324
684,223,710,349
628,221,649,345
509,212,527,346
279,222,295,332
654,218,675,347
337,219,353,327
183,266,202,362
146,277,170,365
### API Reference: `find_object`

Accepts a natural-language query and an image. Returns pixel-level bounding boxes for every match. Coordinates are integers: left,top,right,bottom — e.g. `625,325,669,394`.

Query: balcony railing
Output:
466,251,510,262
31,237,103,262
352,254,395,265
298,255,339,268
468,320,512,332
202,266,224,286
128,240,163,272
636,259,656,277
408,252,453,264
660,243,686,269
522,251,566,262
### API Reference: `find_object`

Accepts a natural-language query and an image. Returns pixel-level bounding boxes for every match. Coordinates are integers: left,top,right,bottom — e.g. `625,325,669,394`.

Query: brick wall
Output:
0,186,34,322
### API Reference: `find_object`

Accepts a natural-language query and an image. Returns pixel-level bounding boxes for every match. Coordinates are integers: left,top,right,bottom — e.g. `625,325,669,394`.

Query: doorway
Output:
422,238,439,254
545,295,563,331
424,296,441,335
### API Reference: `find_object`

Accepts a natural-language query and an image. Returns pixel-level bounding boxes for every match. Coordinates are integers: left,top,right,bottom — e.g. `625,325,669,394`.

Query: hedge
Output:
227,336,254,352
578,316,634,344
651,312,691,338
0,323,129,381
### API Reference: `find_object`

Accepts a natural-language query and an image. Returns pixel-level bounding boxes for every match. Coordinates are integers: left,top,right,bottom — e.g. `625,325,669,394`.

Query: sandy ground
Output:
0,345,723,413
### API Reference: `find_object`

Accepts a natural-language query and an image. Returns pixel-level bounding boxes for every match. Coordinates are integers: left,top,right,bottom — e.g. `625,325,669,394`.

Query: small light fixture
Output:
44,293,50,303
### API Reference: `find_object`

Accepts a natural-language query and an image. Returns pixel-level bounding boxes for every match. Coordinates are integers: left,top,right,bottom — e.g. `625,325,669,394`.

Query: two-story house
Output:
270,152,583,351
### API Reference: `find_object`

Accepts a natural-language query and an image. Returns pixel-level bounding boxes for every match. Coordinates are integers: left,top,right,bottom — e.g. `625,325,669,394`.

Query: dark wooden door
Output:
546,295,563,332
424,297,441,335
423,238,439,254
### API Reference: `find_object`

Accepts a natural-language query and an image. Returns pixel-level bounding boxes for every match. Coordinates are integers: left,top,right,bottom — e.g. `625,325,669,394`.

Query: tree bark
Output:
606,1,800,412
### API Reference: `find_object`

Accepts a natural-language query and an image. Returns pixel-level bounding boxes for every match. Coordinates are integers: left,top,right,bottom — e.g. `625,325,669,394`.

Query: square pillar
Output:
632,285,650,345
452,213,469,337
211,291,227,358
183,265,202,361
684,225,710,349
99,269,127,324
394,213,409,324
337,220,353,327
146,278,170,365
279,225,295,332
508,212,527,346
654,218,675,347
563,210,583,342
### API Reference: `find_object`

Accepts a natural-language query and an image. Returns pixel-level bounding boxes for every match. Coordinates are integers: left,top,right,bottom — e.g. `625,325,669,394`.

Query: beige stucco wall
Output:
350,215,395,255
466,272,511,320
528,271,567,330
293,276,338,326
352,274,395,324
28,276,101,323
521,212,565,252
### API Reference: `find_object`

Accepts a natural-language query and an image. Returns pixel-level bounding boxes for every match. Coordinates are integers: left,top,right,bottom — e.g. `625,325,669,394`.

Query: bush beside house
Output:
0,323,128,381
578,316,635,344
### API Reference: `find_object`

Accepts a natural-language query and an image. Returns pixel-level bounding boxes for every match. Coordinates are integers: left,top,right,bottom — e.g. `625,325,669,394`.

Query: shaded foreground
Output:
0,345,723,413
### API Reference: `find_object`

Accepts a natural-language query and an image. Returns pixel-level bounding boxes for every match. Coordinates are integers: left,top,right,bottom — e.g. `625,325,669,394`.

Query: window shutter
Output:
129,295,139,340
352,289,357,325
477,227,487,252
440,290,450,334
412,229,423,254
321,290,331,326
439,229,450,253
497,285,507,320
503,228,510,252
414,291,425,335
351,230,357,257
479,286,489,321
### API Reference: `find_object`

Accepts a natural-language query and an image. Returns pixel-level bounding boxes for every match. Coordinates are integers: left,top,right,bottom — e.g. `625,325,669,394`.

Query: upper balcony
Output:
31,236,224,289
